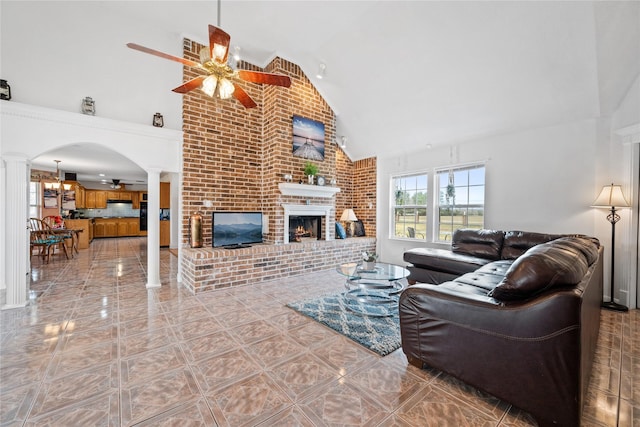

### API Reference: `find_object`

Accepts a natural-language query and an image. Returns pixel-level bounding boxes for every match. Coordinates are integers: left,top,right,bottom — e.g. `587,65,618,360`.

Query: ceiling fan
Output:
127,25,291,108
109,179,130,190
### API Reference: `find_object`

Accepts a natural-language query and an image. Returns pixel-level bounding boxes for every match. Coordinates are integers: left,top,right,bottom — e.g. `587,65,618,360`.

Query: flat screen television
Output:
212,211,263,248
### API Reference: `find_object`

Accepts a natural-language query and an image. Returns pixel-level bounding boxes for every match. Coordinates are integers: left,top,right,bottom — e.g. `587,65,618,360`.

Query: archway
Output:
1,102,182,308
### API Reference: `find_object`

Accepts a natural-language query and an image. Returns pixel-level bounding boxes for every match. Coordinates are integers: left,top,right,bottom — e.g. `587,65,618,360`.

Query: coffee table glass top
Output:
336,262,409,281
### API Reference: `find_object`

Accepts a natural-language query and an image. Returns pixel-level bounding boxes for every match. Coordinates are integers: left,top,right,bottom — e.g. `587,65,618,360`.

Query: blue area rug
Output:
287,292,401,356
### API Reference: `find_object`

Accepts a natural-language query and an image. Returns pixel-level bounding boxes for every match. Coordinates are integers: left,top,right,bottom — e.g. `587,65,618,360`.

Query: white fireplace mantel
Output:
283,204,335,244
278,182,340,198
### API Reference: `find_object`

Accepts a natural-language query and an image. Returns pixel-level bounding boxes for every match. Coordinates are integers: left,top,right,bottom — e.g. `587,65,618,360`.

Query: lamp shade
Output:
340,208,358,222
592,184,630,208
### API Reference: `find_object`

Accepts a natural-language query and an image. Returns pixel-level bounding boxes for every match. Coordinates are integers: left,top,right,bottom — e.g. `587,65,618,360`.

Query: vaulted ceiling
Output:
103,0,639,160
5,1,640,181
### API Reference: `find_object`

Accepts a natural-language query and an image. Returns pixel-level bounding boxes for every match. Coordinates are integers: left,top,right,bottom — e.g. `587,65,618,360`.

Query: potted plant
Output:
361,251,378,271
303,161,319,185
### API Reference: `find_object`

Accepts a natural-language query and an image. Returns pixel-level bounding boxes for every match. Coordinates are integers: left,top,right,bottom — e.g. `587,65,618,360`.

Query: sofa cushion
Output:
490,237,594,301
404,247,492,276
452,229,504,260
552,235,600,265
501,230,564,260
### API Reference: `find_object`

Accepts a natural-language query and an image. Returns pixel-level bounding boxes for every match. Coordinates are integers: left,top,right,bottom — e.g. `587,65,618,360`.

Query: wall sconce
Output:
81,97,95,115
316,63,326,79
340,136,347,148
152,112,164,127
0,79,11,100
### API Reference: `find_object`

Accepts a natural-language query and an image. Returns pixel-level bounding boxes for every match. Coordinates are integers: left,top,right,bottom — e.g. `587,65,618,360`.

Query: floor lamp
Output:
592,183,630,312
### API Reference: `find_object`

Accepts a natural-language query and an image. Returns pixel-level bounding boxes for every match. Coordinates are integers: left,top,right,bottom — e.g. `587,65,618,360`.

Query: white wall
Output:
0,1,183,130
609,72,640,308
378,119,599,266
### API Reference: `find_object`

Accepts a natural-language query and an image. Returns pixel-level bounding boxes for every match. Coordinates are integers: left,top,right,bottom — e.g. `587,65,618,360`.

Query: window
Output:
436,164,485,241
29,181,40,218
391,173,427,239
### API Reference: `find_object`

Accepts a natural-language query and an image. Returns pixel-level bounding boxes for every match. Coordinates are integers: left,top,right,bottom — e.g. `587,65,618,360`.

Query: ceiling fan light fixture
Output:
218,78,234,99
202,76,218,97
212,43,227,62
199,47,211,64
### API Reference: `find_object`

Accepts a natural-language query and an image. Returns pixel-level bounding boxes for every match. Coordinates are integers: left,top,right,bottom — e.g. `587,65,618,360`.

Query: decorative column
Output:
146,168,161,288
2,153,30,309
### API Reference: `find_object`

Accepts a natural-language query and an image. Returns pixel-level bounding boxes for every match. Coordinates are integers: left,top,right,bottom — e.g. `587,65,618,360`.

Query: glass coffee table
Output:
336,262,409,317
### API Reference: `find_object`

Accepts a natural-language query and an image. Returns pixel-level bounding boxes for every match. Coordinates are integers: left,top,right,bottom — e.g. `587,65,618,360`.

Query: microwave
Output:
141,192,148,201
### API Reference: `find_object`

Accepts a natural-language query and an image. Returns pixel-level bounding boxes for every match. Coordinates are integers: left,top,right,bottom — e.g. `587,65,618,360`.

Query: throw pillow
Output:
490,237,591,301
335,222,346,239
353,220,366,237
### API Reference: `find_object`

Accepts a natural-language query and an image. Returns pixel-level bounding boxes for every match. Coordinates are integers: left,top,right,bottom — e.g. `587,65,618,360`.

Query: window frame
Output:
389,171,429,241
29,181,41,219
389,162,486,243
434,163,486,242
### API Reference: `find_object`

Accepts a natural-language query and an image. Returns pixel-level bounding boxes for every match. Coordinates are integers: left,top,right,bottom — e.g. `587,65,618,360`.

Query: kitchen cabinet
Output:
160,220,170,247
94,218,139,238
132,191,140,209
105,220,118,237
66,181,85,209
76,185,85,209
85,190,107,209
107,191,132,201
160,182,170,209
63,219,94,249
117,221,128,236
85,191,95,209
127,219,140,236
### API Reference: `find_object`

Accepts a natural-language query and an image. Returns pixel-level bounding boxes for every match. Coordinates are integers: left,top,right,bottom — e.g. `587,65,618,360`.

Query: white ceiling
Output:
26,1,640,183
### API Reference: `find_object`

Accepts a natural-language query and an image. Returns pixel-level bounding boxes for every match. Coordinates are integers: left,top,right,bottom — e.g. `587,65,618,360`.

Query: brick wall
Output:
179,37,378,289
353,158,377,237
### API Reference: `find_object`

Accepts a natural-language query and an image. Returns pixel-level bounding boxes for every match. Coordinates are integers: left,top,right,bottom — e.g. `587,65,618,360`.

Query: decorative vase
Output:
307,175,315,185
363,261,376,271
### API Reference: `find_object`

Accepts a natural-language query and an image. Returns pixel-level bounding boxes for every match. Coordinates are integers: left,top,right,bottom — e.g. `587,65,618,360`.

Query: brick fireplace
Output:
179,38,378,292
283,204,333,244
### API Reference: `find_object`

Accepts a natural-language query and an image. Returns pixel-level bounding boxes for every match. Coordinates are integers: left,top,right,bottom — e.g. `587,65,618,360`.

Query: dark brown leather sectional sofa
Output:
400,229,603,427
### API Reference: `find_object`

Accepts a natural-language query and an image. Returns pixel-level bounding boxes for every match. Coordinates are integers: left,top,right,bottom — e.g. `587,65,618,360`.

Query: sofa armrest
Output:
400,282,582,338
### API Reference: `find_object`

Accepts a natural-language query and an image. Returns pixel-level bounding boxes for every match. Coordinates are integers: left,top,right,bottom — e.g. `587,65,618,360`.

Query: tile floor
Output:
1,237,638,426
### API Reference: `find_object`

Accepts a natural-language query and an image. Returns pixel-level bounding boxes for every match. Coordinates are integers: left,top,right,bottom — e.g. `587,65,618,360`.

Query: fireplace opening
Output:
289,215,322,242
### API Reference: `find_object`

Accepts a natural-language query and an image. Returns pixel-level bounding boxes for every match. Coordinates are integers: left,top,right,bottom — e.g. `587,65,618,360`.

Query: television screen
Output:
212,211,263,248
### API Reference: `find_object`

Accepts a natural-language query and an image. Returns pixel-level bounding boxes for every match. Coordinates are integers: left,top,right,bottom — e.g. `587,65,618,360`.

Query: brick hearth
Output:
180,238,375,293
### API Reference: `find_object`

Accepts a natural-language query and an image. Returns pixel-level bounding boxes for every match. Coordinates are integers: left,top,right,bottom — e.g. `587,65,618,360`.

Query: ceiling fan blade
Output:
172,76,206,94
237,70,292,88
208,25,231,64
233,84,257,109
127,43,202,68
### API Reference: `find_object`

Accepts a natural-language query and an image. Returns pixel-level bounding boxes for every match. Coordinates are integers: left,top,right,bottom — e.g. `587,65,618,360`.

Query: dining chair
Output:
29,218,69,263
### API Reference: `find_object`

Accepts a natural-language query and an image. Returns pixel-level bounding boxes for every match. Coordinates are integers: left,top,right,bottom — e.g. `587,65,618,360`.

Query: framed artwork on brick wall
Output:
292,115,325,161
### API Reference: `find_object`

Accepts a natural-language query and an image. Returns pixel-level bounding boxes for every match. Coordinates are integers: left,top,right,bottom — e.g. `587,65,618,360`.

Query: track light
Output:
316,63,326,79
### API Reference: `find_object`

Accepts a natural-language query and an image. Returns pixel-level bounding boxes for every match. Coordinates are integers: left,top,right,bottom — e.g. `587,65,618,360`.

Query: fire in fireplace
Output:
289,216,322,242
